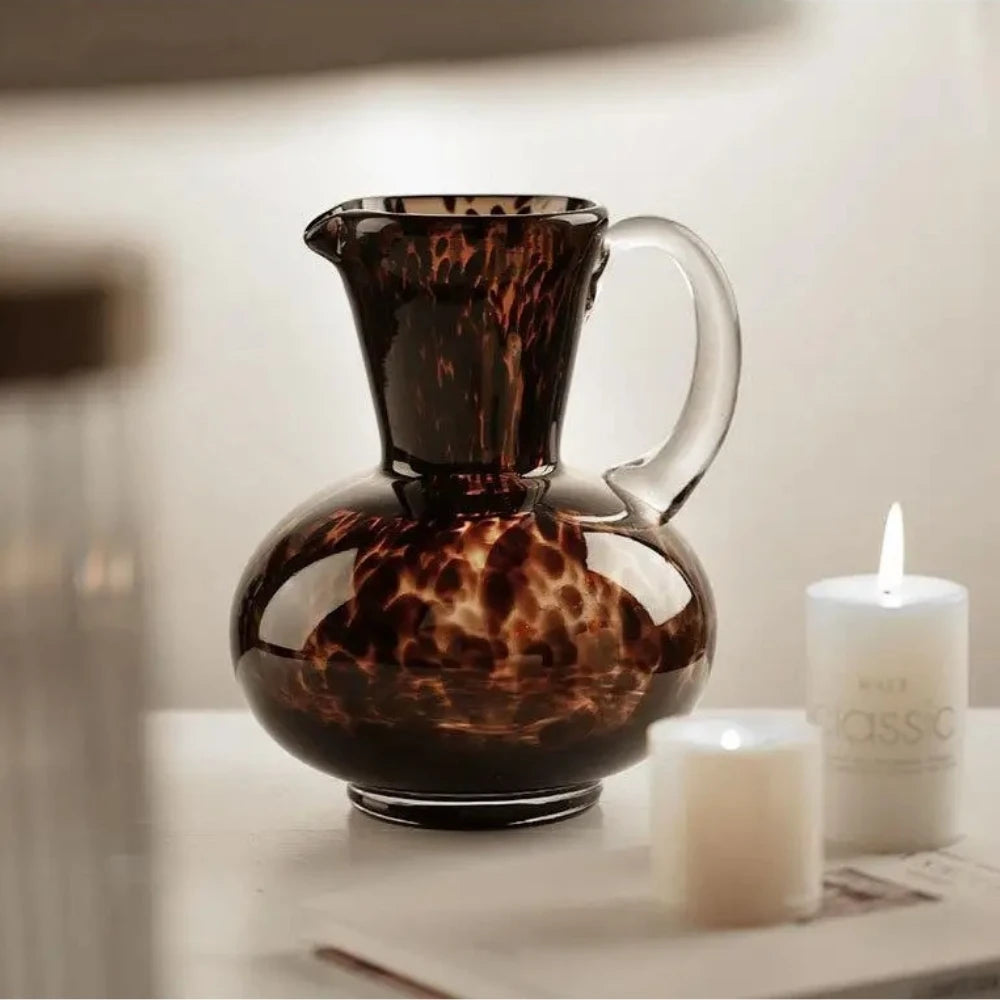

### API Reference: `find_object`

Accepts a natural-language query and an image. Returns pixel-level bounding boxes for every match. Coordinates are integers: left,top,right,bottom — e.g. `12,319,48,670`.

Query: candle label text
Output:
811,705,957,746
809,672,963,773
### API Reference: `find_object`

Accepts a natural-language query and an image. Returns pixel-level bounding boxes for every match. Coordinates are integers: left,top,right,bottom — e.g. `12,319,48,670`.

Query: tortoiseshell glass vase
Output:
232,195,741,829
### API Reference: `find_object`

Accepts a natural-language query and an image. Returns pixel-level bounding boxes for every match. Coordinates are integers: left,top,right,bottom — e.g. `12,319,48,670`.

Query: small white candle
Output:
647,715,822,928
807,503,968,853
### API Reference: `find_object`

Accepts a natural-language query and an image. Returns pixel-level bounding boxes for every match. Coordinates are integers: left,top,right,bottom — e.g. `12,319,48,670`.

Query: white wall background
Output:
0,2,995,709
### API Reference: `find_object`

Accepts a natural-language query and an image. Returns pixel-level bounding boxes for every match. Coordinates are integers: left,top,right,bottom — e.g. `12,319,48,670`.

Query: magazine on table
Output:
304,836,1000,998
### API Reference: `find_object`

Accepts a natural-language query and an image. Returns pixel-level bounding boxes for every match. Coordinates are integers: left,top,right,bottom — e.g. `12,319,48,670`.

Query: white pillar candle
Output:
806,504,968,853
647,715,822,928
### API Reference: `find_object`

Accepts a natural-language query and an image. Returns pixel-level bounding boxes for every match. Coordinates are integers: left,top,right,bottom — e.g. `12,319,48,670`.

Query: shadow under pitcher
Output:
231,195,741,829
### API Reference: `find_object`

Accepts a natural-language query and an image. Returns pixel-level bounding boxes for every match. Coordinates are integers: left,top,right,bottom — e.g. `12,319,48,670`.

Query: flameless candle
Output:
647,715,822,928
807,504,968,852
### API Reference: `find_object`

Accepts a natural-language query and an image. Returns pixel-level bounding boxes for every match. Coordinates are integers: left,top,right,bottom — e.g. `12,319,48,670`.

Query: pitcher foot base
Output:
347,782,602,829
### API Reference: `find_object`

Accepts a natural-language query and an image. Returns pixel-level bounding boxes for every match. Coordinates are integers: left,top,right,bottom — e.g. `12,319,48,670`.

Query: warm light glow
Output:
720,728,742,751
878,502,905,598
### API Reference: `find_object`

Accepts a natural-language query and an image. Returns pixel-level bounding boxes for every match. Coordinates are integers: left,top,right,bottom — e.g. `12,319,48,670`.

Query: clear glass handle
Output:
599,216,741,523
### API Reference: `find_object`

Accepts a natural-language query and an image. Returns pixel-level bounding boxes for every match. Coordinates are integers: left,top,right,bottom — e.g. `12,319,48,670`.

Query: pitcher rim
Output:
307,194,608,228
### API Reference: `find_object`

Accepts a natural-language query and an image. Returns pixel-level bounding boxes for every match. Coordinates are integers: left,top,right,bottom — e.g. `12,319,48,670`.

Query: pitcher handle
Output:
598,216,741,524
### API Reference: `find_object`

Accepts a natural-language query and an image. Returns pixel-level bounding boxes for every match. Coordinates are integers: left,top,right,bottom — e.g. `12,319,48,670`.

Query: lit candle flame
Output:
877,502,904,599
720,728,742,751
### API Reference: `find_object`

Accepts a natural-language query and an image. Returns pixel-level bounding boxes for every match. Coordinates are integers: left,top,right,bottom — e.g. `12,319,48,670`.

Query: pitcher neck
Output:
305,195,608,479
383,446,560,479
375,373,563,475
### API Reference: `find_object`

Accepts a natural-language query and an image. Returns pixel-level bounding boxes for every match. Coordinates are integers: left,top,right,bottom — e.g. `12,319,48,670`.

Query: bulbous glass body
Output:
233,468,713,823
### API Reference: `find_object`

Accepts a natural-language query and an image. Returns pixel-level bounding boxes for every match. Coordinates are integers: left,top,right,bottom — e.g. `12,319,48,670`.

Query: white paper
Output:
302,837,1000,998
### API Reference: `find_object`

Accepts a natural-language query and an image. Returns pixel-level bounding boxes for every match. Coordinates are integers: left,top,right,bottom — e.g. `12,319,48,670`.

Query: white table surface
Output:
151,709,1000,998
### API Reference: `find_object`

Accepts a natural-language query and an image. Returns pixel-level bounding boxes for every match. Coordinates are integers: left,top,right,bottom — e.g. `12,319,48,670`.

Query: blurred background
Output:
0,0,994,711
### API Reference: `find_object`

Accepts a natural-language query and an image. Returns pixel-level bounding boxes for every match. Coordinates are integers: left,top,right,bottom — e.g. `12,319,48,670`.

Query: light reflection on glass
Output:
259,548,357,650
583,531,691,626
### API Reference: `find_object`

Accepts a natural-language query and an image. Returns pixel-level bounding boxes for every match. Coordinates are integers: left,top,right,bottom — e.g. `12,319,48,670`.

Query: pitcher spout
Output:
304,208,348,265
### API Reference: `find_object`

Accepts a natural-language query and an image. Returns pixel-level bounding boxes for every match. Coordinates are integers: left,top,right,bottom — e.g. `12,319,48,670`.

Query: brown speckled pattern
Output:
231,196,714,798
307,195,607,473
238,502,705,735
